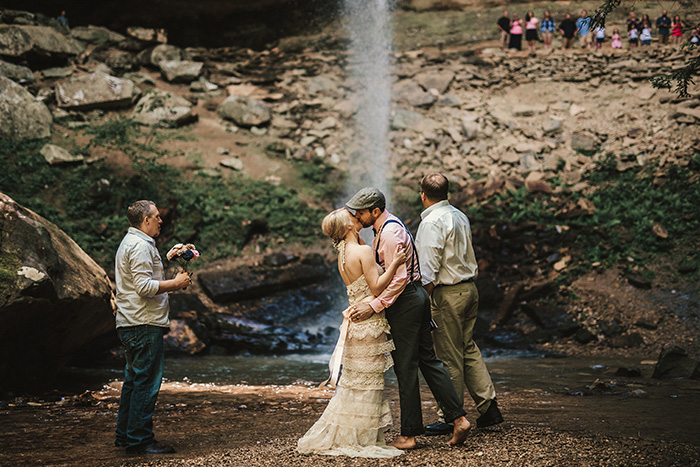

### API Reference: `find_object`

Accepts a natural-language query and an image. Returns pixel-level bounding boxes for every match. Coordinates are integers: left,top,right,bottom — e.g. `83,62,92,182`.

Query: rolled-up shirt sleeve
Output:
129,244,161,298
416,220,444,286
369,225,409,312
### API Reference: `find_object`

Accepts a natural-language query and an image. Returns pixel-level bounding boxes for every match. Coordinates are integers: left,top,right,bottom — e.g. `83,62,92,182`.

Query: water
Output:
342,0,394,203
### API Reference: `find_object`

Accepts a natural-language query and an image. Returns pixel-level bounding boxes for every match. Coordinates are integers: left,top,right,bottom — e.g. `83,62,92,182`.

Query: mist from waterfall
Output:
342,0,394,205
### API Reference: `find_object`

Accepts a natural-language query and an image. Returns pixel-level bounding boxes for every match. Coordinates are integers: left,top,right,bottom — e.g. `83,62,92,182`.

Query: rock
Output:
0,25,84,63
0,59,34,83
164,319,207,355
0,76,53,140
126,26,159,42
220,157,244,171
316,116,338,131
542,119,563,135
39,143,84,165
571,131,599,153
462,120,481,140
306,75,337,95
41,66,73,79
414,70,455,94
216,147,230,155
652,345,700,379
437,94,462,107
627,274,652,289
86,179,111,199
70,25,126,46
394,79,435,107
512,104,547,117
391,109,440,133
525,172,553,193
609,332,644,348
122,72,156,87
218,95,271,128
0,192,115,393
55,71,137,110
263,251,299,267
574,328,596,344
131,89,197,127
139,44,182,67
198,263,331,303
105,51,140,74
159,60,203,83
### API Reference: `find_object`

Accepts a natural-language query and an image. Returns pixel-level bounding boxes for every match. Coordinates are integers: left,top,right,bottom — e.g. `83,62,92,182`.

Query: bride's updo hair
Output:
322,208,354,248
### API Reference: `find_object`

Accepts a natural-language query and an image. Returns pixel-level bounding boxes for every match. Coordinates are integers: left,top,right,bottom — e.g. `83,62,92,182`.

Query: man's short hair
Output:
421,173,449,201
127,200,156,227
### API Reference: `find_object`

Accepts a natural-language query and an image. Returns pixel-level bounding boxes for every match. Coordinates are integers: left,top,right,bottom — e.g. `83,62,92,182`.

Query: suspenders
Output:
374,219,422,283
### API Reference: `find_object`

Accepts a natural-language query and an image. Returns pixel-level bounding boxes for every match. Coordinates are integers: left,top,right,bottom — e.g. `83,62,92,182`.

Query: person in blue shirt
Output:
656,10,672,45
576,10,592,49
540,10,556,49
56,10,69,28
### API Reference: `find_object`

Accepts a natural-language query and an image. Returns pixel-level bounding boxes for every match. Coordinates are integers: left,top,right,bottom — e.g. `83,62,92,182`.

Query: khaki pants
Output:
431,281,496,421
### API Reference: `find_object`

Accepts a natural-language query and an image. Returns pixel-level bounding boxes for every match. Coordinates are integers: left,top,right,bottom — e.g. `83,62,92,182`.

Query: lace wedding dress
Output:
297,272,403,458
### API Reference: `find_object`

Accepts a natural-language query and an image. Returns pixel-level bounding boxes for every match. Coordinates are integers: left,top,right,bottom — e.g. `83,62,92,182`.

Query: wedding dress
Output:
297,271,403,458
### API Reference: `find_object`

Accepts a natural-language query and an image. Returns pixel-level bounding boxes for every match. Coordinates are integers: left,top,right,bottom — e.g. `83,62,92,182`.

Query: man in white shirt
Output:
415,174,503,435
114,200,190,454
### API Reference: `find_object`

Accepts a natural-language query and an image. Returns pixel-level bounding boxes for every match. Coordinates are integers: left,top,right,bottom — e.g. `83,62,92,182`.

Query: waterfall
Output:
342,0,394,204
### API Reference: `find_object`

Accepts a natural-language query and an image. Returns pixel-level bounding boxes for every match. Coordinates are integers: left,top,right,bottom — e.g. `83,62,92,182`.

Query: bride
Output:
297,208,406,458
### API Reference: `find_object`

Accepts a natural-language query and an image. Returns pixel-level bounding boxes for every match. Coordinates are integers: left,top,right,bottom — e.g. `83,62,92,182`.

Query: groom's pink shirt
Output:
369,210,420,313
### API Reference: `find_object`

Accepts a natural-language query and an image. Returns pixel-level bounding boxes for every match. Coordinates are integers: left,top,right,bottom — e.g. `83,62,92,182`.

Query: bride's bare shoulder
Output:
344,243,373,260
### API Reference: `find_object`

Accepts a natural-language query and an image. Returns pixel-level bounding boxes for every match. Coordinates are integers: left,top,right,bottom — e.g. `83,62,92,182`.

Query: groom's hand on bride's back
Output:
349,302,374,322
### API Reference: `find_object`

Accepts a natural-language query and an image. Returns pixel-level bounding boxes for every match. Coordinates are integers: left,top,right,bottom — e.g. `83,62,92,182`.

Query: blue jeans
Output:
115,325,166,449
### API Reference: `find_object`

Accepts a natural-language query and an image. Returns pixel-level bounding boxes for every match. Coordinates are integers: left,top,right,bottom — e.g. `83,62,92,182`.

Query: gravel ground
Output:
2,381,699,467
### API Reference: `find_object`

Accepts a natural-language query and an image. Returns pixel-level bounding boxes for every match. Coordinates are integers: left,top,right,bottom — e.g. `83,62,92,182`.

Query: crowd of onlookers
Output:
496,9,699,52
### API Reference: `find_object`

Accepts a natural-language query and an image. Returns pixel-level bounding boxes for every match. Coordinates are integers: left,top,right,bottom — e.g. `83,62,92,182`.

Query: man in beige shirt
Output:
114,200,190,454
415,173,503,435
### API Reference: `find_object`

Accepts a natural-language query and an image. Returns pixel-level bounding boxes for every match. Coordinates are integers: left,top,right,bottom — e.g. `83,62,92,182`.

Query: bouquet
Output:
166,243,200,272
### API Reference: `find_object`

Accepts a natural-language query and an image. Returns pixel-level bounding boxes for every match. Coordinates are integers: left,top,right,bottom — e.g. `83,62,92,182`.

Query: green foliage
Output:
84,116,140,150
295,160,345,200
0,250,20,298
469,154,700,274
0,123,326,268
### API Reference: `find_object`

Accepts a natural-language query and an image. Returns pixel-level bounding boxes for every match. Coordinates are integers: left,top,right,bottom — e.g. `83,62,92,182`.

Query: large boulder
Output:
131,89,197,127
159,60,203,83
0,192,115,393
198,263,331,303
0,25,84,64
70,25,127,46
138,44,182,68
218,95,271,128
0,59,34,83
55,71,137,110
652,345,700,379
394,79,435,107
0,76,52,140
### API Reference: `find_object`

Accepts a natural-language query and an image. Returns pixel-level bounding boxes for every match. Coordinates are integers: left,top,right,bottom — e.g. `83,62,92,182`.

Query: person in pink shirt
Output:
346,187,472,450
509,13,524,50
525,11,539,53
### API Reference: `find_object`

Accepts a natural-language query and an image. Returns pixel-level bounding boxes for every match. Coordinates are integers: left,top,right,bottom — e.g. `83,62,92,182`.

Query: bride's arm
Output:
359,245,406,297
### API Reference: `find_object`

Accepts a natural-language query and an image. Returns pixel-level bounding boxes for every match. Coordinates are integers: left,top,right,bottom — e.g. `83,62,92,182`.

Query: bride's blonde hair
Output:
321,208,354,249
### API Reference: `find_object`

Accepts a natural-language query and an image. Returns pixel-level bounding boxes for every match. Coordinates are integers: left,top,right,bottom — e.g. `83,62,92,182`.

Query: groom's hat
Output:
346,187,386,211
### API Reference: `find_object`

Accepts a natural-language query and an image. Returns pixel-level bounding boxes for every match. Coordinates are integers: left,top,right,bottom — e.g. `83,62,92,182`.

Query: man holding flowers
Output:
114,200,192,454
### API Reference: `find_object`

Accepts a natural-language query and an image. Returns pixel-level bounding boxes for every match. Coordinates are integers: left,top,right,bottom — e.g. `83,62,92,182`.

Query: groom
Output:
346,187,471,449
